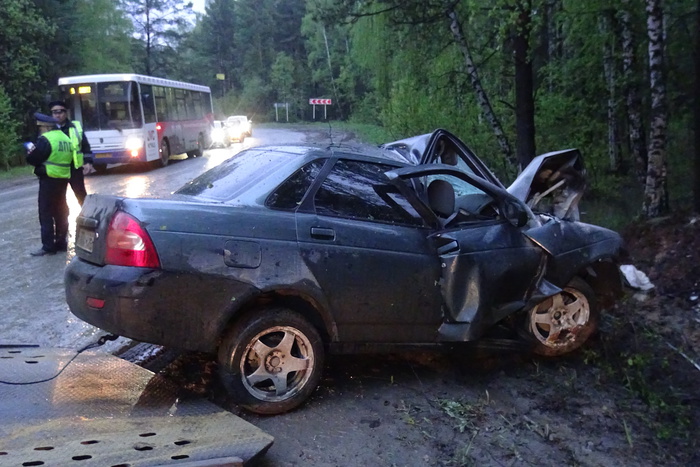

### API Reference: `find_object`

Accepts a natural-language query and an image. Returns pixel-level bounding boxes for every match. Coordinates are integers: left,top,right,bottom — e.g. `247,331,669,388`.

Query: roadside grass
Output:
436,392,491,465
262,121,395,145
0,164,33,181
335,122,396,144
590,312,694,443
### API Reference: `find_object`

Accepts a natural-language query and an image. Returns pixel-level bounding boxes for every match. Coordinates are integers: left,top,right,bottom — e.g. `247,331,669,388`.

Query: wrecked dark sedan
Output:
65,129,624,414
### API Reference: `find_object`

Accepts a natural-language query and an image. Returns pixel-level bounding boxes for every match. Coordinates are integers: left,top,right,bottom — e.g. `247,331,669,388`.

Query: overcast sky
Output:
192,0,205,13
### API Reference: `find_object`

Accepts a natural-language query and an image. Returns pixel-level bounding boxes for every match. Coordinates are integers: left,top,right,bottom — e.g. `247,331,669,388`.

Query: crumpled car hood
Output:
383,131,587,221
507,149,586,221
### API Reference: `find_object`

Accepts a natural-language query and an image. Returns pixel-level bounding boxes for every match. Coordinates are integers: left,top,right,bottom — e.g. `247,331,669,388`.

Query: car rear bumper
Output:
64,257,253,353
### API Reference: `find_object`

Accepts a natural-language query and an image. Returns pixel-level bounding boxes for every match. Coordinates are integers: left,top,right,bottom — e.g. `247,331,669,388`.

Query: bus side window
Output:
129,81,143,126
141,84,156,123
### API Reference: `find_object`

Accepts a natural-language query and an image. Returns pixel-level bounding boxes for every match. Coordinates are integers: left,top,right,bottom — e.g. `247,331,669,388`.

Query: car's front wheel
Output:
217,308,324,415
526,277,598,356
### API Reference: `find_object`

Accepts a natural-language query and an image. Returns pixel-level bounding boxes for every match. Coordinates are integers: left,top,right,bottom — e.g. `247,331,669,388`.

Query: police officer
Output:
48,100,93,205
25,113,73,256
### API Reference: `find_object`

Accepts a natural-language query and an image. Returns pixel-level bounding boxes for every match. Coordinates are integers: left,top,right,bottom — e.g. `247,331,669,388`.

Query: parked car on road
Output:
65,129,624,415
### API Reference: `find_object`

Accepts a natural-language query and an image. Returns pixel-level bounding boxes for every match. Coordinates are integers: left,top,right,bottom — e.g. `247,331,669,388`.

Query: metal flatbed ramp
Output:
0,347,273,466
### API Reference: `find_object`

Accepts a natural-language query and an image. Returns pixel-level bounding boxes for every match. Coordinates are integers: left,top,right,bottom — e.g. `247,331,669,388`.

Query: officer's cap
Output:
49,100,68,109
34,112,59,127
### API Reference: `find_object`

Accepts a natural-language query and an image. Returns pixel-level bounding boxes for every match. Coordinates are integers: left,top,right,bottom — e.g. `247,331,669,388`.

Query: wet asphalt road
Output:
0,126,308,353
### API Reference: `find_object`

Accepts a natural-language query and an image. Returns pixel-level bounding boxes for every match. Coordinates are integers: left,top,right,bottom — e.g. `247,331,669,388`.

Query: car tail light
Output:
86,297,105,309
105,211,160,268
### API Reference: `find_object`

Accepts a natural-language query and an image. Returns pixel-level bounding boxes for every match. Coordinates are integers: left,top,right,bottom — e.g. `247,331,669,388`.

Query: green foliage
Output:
595,321,693,441
0,0,54,137
0,0,695,221
233,0,284,84
665,114,696,209
186,0,238,90
120,0,194,76
0,86,21,171
270,52,296,104
338,122,395,145
215,76,271,121
0,164,34,179
71,0,133,74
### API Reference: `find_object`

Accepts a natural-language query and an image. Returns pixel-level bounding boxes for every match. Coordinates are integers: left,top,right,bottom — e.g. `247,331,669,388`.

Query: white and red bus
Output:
58,73,213,171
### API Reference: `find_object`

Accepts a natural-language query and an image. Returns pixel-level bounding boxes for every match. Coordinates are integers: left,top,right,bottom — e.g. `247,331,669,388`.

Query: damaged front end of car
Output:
386,130,625,355
508,148,626,354
508,148,586,221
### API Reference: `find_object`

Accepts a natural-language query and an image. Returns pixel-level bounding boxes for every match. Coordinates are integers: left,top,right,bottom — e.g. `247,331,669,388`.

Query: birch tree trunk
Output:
446,8,515,169
643,0,669,217
600,10,620,172
619,0,647,182
322,25,342,119
545,0,561,92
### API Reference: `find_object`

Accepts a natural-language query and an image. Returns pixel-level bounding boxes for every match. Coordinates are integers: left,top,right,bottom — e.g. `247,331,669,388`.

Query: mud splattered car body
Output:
65,129,624,414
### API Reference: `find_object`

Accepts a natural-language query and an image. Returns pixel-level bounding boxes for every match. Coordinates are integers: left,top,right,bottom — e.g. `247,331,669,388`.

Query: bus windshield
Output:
75,81,143,131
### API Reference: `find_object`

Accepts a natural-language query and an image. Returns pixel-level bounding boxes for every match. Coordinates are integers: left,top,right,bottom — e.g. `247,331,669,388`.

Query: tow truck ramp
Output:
0,347,273,466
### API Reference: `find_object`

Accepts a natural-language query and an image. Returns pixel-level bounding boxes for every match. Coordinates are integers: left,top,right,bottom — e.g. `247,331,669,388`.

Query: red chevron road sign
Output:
309,98,332,105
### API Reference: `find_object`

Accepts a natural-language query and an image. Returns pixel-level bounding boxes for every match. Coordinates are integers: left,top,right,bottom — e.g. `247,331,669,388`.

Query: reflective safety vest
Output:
42,130,73,179
68,120,84,167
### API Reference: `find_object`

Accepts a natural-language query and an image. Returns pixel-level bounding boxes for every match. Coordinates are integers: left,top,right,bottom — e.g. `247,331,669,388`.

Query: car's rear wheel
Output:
526,277,598,356
188,134,204,158
217,308,324,415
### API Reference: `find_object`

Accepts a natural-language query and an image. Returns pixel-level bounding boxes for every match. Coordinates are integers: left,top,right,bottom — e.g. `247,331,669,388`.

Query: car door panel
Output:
433,223,545,340
296,213,443,343
385,163,547,341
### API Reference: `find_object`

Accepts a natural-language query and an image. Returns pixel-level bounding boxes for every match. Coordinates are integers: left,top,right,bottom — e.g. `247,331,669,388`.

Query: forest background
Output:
0,0,699,226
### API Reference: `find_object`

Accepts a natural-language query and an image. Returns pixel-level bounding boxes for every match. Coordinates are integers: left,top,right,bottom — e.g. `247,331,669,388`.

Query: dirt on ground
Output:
145,210,700,466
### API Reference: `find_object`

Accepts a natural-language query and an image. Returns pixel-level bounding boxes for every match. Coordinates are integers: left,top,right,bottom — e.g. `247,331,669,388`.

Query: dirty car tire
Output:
217,308,324,415
527,277,599,356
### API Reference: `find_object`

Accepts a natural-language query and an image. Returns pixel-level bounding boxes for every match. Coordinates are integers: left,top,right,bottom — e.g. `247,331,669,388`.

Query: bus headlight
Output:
125,136,144,157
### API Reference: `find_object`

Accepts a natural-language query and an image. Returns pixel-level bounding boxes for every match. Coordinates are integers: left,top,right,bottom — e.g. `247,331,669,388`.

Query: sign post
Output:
309,98,332,120
274,103,289,122
216,73,225,98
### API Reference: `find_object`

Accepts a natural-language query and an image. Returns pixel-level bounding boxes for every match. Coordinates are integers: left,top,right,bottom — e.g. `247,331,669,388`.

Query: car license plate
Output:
76,228,95,253
95,153,112,159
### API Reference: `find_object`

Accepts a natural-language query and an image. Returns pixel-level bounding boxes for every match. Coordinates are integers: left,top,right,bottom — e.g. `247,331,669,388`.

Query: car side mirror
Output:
502,199,529,227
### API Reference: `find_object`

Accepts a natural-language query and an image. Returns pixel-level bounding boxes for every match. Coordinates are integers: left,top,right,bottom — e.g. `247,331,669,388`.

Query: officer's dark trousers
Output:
70,166,87,206
38,177,69,252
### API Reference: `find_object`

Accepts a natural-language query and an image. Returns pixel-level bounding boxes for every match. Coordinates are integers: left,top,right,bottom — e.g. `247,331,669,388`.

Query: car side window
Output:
314,160,424,226
267,160,324,210
424,173,499,221
425,173,486,198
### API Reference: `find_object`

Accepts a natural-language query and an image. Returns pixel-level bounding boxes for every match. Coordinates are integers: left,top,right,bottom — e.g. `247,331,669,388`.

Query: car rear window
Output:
175,149,296,200
267,160,325,210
